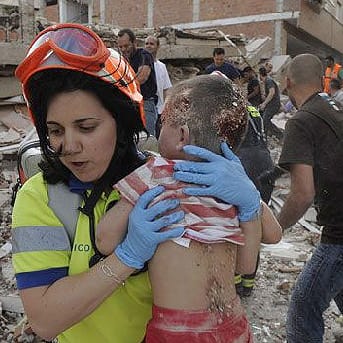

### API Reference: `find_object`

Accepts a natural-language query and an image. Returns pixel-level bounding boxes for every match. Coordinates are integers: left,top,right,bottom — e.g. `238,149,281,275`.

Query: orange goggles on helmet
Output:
15,23,145,125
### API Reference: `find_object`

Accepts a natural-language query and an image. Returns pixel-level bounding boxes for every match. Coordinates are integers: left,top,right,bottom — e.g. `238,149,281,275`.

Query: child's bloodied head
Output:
159,74,248,159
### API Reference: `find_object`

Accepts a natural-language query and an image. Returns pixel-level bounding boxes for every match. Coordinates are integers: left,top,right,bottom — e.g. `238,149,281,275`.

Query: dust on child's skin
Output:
201,243,237,319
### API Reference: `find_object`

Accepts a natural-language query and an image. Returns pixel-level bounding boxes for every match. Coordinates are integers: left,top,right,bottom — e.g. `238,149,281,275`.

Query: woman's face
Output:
47,90,117,183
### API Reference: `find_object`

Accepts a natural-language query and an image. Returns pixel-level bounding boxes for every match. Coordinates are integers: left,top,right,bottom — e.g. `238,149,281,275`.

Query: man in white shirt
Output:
145,36,172,138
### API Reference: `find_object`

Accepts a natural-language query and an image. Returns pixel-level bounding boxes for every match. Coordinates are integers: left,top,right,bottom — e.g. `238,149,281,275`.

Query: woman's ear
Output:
176,124,190,151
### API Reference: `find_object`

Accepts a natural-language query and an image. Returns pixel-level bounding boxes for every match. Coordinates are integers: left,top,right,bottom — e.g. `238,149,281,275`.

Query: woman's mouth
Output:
70,161,87,170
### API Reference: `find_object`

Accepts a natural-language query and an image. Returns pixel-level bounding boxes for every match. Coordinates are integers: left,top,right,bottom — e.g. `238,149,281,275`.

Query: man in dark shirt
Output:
258,67,281,138
205,48,240,81
278,53,343,342
117,28,158,136
243,66,262,108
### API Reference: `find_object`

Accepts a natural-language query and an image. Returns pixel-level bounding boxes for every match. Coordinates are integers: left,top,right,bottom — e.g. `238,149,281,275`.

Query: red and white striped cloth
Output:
115,156,244,247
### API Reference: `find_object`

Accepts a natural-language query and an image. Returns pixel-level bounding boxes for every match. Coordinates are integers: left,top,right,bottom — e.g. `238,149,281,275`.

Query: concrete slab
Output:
0,128,21,146
0,76,22,99
261,239,309,261
0,190,9,208
0,295,24,313
0,109,32,133
245,37,273,66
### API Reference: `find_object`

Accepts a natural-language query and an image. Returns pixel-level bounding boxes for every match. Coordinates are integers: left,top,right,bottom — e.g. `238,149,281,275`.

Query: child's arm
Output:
235,216,262,275
261,201,282,244
96,198,133,256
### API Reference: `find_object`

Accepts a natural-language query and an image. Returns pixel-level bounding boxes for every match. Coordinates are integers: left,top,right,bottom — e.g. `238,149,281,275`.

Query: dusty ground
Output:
245,220,342,343
0,145,342,342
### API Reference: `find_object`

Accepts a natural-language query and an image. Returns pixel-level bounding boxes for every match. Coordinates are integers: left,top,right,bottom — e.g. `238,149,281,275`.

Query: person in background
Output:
235,104,275,297
233,58,244,79
330,78,343,107
12,23,273,343
117,28,158,136
259,60,273,100
258,66,282,139
36,20,45,33
243,66,262,108
211,70,276,297
323,55,343,94
264,60,273,75
145,35,172,138
205,47,240,81
278,53,343,342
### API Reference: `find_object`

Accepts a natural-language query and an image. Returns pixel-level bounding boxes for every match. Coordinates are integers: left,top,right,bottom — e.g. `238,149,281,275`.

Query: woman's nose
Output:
61,131,82,155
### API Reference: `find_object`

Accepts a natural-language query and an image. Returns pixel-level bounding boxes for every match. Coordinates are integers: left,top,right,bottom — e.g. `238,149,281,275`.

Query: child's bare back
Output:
149,239,237,311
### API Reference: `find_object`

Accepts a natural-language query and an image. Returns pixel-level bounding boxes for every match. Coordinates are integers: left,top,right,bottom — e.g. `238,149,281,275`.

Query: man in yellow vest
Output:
323,55,343,94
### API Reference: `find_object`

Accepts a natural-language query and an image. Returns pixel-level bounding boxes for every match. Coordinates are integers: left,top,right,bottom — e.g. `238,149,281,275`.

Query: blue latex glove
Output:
114,186,185,269
173,143,261,222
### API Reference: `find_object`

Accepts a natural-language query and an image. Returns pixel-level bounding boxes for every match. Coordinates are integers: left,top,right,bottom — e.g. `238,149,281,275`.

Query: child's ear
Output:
176,124,190,150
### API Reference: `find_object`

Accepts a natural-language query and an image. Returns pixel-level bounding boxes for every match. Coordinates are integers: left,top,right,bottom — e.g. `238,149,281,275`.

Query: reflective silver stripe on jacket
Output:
48,183,82,243
12,226,71,253
12,182,83,253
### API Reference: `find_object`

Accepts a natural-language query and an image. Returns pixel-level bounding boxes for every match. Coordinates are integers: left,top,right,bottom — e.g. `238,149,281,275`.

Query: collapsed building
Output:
1,0,343,98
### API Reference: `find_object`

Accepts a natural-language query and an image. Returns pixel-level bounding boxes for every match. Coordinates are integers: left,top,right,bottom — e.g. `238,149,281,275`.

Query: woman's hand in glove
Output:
173,142,261,222
114,186,184,269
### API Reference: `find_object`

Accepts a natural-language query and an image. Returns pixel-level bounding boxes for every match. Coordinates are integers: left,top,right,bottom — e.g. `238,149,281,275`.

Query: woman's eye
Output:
48,128,63,136
80,126,96,132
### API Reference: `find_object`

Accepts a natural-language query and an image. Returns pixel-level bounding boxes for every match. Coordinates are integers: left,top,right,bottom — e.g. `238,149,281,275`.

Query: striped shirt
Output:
115,157,244,247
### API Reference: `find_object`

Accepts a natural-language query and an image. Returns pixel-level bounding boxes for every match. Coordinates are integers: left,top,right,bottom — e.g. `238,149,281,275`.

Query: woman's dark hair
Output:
27,69,146,190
